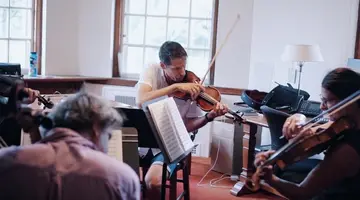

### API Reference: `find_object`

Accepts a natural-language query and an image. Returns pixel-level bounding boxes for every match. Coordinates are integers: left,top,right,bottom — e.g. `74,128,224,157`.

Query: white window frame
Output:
119,0,216,83
0,0,35,69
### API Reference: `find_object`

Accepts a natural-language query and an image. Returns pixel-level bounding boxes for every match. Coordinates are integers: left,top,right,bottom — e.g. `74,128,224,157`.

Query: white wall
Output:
77,0,114,77
248,0,359,100
41,0,359,151
42,0,359,96
214,0,254,89
211,0,359,153
43,0,114,77
44,0,79,75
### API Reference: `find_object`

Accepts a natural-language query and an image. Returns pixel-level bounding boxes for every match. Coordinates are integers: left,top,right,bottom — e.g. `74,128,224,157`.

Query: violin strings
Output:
199,93,217,105
199,92,214,102
198,92,243,120
301,120,323,134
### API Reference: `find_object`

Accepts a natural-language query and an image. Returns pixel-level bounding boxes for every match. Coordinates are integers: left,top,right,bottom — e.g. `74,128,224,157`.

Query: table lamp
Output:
281,44,324,96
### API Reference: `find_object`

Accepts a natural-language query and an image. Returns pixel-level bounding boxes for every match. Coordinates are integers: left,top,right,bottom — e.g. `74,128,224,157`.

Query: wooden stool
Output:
141,154,191,200
140,130,197,200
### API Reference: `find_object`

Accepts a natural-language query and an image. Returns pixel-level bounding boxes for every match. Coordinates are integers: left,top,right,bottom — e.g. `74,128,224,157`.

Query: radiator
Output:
115,96,137,107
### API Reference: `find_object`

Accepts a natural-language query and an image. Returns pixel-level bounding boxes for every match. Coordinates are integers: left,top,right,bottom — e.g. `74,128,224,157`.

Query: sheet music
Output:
148,99,183,162
165,98,194,152
20,131,32,146
107,130,123,162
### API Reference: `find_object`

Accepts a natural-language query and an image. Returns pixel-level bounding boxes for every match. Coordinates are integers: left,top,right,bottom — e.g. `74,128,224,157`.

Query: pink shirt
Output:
0,128,140,200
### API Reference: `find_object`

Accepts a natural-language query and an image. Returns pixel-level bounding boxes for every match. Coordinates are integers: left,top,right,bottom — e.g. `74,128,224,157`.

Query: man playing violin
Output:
136,41,228,198
255,68,360,200
0,87,40,146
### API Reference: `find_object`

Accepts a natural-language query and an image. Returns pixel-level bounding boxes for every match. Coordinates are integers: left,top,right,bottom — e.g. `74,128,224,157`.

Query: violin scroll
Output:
171,70,202,100
183,70,201,83
37,95,54,109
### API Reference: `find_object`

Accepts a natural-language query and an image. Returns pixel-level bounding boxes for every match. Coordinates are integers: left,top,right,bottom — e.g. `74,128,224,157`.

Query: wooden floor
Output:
171,156,285,200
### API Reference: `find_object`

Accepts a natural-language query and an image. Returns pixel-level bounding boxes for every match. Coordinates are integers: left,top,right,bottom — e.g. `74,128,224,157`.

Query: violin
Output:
172,70,220,112
171,70,244,122
245,90,360,192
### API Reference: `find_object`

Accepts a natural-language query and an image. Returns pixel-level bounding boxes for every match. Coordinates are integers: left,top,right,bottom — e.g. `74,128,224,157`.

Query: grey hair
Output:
47,91,124,134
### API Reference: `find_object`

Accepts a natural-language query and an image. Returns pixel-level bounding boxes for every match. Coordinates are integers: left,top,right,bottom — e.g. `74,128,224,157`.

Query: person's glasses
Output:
319,94,337,105
102,130,112,140
108,132,112,140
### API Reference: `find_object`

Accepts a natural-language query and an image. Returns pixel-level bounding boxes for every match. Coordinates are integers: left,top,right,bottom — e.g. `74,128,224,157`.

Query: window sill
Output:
23,75,111,83
86,77,138,87
89,78,244,96
23,75,243,96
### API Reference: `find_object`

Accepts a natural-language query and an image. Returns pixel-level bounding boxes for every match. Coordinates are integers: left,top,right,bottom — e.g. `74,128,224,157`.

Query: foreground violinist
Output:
136,41,228,199
0,92,140,200
0,87,40,146
255,68,360,200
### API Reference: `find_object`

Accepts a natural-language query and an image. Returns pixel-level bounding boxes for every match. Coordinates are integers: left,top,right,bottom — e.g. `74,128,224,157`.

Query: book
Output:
146,97,195,163
107,130,123,161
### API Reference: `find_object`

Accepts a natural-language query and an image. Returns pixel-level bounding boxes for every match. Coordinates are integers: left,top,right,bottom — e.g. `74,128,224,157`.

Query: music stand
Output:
117,106,194,165
118,107,159,149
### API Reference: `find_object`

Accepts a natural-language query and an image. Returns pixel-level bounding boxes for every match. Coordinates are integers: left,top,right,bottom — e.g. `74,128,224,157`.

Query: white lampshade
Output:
281,44,324,62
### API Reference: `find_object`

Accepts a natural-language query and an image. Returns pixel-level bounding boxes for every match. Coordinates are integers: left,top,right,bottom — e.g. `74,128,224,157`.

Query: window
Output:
118,0,217,83
0,0,37,70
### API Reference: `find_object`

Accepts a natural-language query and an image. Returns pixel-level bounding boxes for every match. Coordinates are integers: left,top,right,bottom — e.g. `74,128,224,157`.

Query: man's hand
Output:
16,108,42,143
282,113,307,140
174,83,205,100
23,88,40,104
207,102,229,119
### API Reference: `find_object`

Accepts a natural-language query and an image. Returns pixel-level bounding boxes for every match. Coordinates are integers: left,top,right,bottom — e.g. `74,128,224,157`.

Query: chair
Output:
260,105,289,150
260,105,321,183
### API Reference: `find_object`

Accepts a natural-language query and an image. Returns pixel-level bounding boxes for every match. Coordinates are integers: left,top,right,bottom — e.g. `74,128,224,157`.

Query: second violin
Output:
245,90,360,192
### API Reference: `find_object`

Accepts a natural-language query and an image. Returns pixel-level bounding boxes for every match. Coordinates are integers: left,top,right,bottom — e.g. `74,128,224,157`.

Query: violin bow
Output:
300,90,360,133
199,14,241,85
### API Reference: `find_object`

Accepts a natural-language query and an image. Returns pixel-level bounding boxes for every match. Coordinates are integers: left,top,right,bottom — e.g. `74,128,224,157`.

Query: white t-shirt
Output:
136,63,204,157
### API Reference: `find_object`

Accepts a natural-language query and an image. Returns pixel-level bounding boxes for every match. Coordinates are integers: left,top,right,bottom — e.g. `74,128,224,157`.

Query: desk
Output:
229,114,286,198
